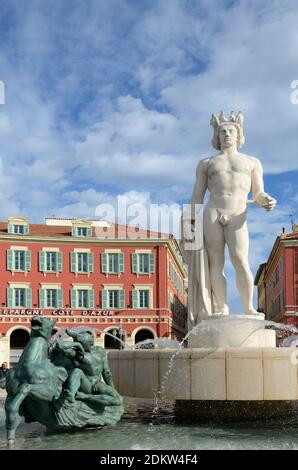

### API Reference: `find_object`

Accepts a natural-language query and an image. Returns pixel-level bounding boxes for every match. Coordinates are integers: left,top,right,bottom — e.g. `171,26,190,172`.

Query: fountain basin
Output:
108,347,298,419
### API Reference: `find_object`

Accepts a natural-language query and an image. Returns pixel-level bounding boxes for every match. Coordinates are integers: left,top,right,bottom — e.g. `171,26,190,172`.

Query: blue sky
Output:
0,0,298,310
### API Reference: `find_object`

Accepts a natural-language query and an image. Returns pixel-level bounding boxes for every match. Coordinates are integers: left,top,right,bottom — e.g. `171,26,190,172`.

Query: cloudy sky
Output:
0,0,298,310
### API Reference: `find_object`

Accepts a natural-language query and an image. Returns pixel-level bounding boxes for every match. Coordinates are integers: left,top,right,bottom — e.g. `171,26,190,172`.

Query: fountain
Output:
1,110,298,450
107,111,298,422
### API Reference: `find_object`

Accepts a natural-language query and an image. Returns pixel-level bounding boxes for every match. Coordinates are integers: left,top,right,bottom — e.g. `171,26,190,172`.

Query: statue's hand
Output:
254,192,277,212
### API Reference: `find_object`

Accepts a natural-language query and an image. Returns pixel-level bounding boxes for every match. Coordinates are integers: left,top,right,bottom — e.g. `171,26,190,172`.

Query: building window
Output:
47,289,57,308
14,251,25,270
132,288,151,309
7,287,32,308
78,253,87,272
139,290,149,308
102,252,124,274
102,289,125,309
109,290,119,308
70,288,94,309
78,289,88,308
71,252,94,274
132,253,155,274
72,226,92,237
7,249,31,272
39,288,63,309
39,251,63,273
15,288,25,307
8,224,29,235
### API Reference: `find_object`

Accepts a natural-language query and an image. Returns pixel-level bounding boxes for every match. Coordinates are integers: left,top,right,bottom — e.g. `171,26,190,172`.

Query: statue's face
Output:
218,124,238,148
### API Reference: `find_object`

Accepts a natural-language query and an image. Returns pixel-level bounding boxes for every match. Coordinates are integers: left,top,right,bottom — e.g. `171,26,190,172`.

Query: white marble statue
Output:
181,111,276,328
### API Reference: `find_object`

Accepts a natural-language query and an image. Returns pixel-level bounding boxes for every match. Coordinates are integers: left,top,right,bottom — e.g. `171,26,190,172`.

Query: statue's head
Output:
210,111,245,150
66,329,94,352
30,316,57,340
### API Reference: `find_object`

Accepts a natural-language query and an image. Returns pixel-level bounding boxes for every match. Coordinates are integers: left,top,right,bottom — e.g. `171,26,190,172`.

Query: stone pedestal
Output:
188,314,276,348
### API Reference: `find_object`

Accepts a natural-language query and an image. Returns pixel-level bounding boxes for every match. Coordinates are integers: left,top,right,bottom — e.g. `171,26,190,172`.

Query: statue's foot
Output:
245,308,261,316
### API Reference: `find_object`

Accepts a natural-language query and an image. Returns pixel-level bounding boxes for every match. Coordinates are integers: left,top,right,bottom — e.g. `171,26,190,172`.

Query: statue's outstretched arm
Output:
251,159,277,211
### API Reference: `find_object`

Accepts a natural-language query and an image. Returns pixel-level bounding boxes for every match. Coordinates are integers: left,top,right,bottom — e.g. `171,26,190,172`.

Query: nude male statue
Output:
182,111,276,326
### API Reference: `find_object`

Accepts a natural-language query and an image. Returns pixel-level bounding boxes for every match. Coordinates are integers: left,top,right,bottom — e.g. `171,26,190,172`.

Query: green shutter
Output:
88,289,94,309
132,253,138,273
101,253,108,273
88,252,94,272
39,289,46,308
7,250,13,271
149,254,155,273
23,224,29,235
57,289,63,308
118,253,124,273
72,227,78,237
87,227,92,237
8,224,14,234
25,250,31,271
102,290,108,309
132,290,139,309
7,288,14,308
70,252,76,272
25,288,32,308
119,290,125,309
57,252,63,272
39,251,46,272
70,289,77,308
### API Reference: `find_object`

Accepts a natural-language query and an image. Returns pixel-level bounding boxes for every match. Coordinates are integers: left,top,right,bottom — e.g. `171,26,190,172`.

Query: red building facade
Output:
0,217,187,366
254,226,298,327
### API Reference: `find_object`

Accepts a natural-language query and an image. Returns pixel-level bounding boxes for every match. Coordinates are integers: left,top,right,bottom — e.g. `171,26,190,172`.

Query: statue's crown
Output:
210,111,245,150
210,111,243,130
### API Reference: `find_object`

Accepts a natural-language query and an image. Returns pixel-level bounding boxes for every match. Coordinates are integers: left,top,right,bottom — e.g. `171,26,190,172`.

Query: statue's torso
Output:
205,152,255,211
73,347,105,379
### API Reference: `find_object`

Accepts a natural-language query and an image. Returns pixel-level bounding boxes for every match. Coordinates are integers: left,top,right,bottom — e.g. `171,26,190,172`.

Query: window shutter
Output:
72,227,78,237
8,224,14,234
102,290,108,309
39,251,46,272
70,289,77,308
25,288,32,308
57,252,63,272
119,290,125,309
88,289,94,309
101,253,108,273
23,224,29,235
7,250,13,271
70,252,76,272
118,253,124,273
87,227,92,237
132,290,139,309
7,288,14,308
149,253,155,273
57,289,63,308
132,253,138,273
88,252,94,272
25,250,31,271
39,289,46,309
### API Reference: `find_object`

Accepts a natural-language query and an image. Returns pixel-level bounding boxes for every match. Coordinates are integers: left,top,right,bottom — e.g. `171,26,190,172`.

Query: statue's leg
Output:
225,214,258,315
5,385,30,446
65,369,91,402
203,208,229,314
